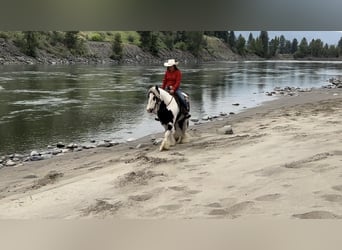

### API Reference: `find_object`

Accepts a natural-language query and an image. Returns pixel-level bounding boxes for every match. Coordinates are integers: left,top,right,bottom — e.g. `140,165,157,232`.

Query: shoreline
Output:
0,86,342,218
0,85,306,167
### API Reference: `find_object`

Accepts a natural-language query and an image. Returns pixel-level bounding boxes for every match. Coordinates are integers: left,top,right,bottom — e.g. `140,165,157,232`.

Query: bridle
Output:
148,89,174,109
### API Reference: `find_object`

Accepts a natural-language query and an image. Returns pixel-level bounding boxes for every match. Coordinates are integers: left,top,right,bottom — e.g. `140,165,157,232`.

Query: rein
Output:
165,95,174,107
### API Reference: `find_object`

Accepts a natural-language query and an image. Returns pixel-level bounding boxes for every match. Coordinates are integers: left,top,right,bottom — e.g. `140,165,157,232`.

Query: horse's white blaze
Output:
146,86,190,151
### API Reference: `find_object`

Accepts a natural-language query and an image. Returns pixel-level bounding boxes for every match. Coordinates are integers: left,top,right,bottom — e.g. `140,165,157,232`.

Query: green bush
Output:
174,41,187,51
90,33,106,42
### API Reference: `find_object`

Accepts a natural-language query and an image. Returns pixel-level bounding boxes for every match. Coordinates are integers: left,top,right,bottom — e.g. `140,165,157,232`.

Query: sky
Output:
235,31,342,45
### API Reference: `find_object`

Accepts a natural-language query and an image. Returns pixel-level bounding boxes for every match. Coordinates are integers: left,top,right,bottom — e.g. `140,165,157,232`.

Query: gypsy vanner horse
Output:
146,85,190,151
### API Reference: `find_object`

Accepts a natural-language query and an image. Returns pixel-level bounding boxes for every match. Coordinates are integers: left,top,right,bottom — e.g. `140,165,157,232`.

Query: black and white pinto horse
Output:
146,86,190,151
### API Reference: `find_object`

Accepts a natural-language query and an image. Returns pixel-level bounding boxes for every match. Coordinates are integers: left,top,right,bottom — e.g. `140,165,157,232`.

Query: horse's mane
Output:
148,85,170,99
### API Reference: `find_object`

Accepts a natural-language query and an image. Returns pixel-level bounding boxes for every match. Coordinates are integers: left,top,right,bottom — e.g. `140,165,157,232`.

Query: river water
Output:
0,60,341,156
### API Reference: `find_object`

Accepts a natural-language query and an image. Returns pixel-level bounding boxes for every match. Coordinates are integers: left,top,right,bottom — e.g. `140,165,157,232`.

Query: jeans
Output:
175,89,189,111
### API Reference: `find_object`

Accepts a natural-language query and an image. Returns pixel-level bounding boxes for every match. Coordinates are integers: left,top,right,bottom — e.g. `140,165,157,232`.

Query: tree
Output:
326,45,339,57
309,39,323,57
162,31,175,50
291,38,298,54
22,31,39,57
279,35,286,54
284,40,292,54
228,31,236,49
214,31,229,43
184,31,204,56
137,31,159,55
247,33,255,52
294,37,309,58
337,37,342,55
64,31,79,49
269,37,279,57
137,31,152,51
111,33,123,61
259,31,269,58
235,35,246,55
253,38,264,57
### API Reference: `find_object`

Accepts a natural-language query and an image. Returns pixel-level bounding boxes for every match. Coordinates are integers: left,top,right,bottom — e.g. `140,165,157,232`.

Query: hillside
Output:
0,35,244,65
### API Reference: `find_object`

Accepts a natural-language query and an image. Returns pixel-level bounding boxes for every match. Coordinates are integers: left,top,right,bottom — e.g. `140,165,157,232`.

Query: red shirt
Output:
161,69,182,91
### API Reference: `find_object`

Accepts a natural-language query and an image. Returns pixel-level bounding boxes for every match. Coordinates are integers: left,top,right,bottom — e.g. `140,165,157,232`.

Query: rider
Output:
161,59,191,118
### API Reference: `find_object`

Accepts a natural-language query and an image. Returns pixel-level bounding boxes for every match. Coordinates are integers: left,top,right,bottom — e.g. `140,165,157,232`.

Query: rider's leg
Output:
175,89,190,118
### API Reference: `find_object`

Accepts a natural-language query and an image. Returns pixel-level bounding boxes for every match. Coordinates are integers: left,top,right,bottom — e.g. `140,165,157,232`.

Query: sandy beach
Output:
0,87,342,219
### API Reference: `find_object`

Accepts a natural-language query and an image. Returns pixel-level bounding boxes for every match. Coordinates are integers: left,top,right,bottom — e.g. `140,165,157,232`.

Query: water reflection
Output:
1,61,342,155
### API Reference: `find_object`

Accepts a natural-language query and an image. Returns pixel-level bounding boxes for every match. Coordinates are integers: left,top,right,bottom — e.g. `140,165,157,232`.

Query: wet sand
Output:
0,87,342,219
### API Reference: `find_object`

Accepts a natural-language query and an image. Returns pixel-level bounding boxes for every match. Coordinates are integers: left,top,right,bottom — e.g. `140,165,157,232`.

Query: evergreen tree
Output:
284,40,292,54
235,34,246,55
162,31,175,50
294,37,309,58
309,39,323,57
279,35,286,54
137,31,152,51
259,31,269,58
184,31,204,56
64,31,79,49
228,31,236,49
23,31,39,57
111,33,123,61
214,31,229,43
247,33,255,52
291,38,298,54
253,38,264,57
269,37,279,57
149,32,159,56
327,45,339,57
337,37,342,55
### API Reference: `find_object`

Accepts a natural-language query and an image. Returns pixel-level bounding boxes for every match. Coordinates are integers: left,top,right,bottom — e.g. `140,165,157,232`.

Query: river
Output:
0,60,341,156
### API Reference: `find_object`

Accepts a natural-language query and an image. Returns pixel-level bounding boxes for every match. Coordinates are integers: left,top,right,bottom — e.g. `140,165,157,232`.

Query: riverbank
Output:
0,37,242,65
0,86,342,218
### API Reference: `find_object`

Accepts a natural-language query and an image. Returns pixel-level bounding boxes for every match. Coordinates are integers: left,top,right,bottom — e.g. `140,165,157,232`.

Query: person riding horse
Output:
161,59,191,118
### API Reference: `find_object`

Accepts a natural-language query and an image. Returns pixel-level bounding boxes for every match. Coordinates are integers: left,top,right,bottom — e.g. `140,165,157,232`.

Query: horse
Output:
146,85,190,151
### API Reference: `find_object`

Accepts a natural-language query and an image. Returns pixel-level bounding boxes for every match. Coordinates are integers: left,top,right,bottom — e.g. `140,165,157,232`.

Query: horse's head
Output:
146,85,161,114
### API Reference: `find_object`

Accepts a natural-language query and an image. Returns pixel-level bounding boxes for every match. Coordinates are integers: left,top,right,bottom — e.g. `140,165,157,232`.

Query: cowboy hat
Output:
163,59,179,67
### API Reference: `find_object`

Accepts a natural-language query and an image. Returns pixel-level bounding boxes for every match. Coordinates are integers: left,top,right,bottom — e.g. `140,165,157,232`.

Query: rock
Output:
217,125,233,135
190,118,199,122
41,154,52,160
66,143,78,149
202,115,212,121
109,141,120,146
96,141,112,147
30,150,40,157
30,155,44,161
5,159,16,167
56,142,65,148
51,149,63,155
232,103,240,106
82,144,96,149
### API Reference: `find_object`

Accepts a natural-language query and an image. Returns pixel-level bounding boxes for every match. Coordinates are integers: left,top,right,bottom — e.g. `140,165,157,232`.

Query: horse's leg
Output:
160,122,176,151
175,118,190,144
